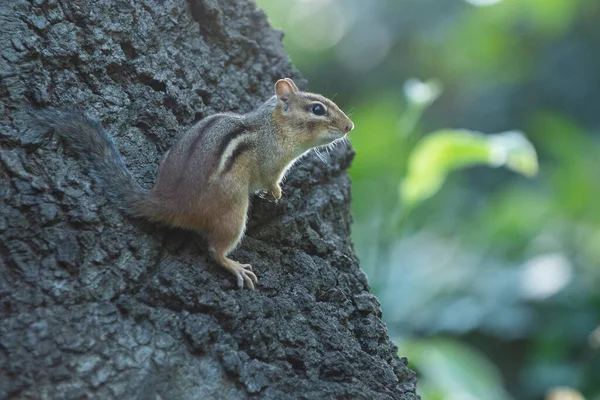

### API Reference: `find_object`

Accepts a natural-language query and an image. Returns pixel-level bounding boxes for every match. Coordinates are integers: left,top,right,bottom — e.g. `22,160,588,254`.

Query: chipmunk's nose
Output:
345,121,354,133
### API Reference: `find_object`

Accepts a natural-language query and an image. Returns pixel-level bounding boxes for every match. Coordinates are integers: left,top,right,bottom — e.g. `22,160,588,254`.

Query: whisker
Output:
314,148,328,163
340,137,351,149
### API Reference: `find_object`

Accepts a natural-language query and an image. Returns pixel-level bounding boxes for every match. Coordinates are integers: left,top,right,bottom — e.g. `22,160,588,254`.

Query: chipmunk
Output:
32,78,354,289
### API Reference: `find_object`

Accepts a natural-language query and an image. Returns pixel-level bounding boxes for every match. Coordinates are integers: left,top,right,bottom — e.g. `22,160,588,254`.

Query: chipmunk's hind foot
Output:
223,257,257,290
211,250,257,290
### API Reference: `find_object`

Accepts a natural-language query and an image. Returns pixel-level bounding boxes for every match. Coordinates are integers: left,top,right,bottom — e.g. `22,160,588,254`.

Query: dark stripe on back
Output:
187,115,222,158
223,142,254,174
216,123,248,159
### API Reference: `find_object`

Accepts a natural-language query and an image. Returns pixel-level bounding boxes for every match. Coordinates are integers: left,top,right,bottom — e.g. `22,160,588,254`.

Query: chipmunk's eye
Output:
309,103,327,116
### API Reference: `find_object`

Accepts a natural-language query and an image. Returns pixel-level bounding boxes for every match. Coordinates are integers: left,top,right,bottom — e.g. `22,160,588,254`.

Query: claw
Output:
242,273,254,290
258,190,278,203
258,185,282,203
265,192,279,203
270,186,282,202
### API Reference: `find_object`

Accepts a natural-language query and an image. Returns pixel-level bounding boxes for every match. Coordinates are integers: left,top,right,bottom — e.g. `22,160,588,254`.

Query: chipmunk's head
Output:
273,78,354,150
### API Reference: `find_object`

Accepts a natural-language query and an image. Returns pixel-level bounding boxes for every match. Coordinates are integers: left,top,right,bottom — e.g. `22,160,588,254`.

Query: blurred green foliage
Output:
257,0,600,399
401,127,537,207
398,337,513,400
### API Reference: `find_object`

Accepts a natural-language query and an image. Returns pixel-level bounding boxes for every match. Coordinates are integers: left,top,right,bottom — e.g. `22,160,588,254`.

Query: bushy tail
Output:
31,109,153,217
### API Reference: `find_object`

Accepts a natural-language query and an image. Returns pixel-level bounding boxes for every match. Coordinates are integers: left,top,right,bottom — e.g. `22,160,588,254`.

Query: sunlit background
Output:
256,0,600,399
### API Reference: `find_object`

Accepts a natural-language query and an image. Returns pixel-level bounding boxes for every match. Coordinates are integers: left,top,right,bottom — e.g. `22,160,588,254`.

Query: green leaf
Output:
401,130,538,206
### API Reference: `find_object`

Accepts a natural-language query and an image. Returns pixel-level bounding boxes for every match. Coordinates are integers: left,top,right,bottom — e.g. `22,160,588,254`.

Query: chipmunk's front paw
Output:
265,184,281,203
258,187,281,203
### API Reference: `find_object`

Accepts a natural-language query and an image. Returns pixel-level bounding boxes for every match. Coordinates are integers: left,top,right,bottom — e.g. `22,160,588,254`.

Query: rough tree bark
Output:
0,0,418,399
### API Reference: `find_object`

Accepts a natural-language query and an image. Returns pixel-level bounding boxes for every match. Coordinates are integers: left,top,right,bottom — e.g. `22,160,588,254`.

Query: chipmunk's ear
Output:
275,79,297,103
283,78,299,92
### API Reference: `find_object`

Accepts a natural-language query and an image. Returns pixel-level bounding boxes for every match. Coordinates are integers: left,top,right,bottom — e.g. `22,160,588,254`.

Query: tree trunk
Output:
0,0,417,399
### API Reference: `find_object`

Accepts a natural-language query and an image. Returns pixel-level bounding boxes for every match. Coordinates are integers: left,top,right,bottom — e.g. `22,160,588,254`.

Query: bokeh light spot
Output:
521,253,572,300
